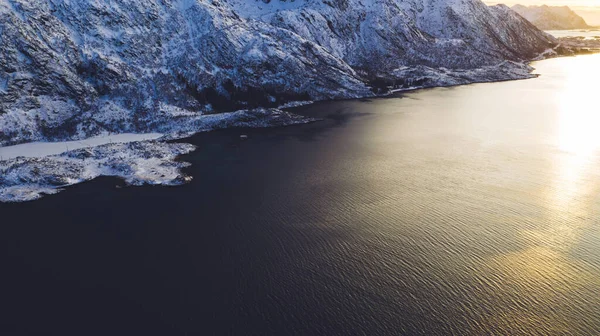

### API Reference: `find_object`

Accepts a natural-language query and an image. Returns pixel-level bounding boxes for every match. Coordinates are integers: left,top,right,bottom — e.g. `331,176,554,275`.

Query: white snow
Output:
0,133,163,161
0,76,7,93
0,140,195,202
0,0,571,202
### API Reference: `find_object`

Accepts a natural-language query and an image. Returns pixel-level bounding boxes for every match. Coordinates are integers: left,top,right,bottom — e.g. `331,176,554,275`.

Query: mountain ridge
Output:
512,4,592,30
0,0,558,147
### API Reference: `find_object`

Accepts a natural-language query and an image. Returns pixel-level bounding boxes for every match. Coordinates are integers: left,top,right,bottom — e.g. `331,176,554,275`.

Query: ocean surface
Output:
547,28,600,39
1,54,600,335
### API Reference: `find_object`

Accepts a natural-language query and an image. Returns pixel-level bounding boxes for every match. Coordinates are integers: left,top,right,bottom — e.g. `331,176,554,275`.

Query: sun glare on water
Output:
483,54,600,333
551,54,600,200
557,55,600,156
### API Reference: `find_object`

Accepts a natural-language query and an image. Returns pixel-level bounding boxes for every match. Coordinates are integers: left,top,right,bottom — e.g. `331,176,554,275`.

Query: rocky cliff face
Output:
0,0,557,146
512,5,591,30
236,0,554,70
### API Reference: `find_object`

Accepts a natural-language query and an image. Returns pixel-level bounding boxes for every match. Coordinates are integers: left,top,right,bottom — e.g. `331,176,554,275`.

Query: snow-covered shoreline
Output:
0,0,557,148
0,108,316,202
0,133,163,161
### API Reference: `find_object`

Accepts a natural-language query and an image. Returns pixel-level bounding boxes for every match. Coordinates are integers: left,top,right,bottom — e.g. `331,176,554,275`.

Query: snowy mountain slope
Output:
0,0,368,145
0,140,196,202
0,0,558,147
0,106,315,201
512,5,591,30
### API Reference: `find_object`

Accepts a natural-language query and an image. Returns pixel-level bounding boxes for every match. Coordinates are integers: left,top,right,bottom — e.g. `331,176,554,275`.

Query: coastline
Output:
1,47,599,203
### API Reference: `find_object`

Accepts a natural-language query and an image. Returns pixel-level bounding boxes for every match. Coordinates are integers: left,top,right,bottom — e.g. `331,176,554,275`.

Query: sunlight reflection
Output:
557,58,600,156
554,55,600,199
526,55,600,273
484,55,600,333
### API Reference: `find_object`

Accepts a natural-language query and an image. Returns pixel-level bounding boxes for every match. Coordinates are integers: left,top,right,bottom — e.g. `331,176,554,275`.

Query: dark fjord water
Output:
1,54,600,335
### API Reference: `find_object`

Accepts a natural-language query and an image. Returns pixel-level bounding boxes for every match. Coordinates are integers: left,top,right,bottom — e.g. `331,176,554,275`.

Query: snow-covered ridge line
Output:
556,36,600,52
0,141,195,203
0,0,569,202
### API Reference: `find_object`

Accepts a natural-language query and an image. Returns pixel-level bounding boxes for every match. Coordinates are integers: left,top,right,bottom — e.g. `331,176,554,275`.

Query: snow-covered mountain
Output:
512,5,591,30
0,0,557,147
0,0,563,201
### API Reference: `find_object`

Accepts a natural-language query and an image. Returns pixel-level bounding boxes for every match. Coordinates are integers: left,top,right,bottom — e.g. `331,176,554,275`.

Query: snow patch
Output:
0,133,163,161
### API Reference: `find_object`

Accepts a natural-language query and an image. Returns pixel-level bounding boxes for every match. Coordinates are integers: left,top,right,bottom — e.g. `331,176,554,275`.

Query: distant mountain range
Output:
573,8,600,27
512,5,592,30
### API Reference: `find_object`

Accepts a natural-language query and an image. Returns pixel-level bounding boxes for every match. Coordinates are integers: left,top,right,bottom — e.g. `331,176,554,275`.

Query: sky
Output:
485,0,599,5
